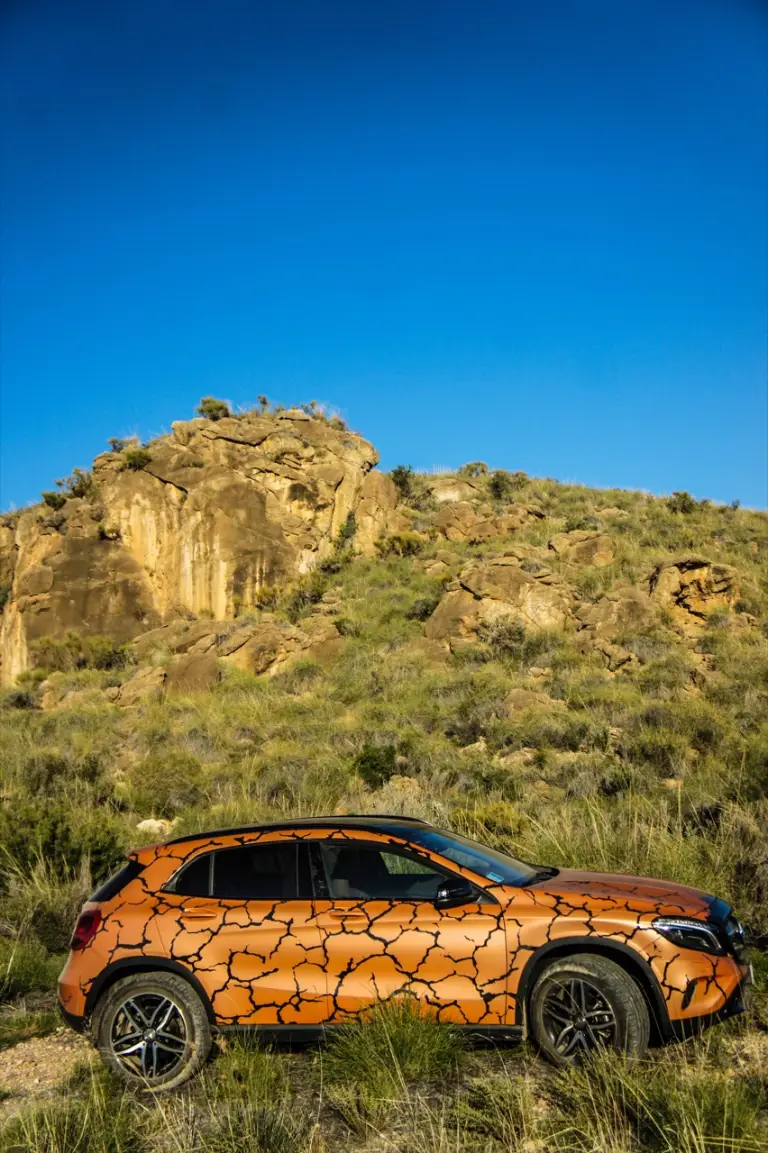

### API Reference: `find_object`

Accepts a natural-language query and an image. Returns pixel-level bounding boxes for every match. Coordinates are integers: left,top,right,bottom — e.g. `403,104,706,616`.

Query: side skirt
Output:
214,1023,524,1044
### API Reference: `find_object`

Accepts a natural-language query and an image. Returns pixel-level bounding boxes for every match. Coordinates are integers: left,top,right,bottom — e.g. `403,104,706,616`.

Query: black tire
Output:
528,954,650,1066
92,972,212,1090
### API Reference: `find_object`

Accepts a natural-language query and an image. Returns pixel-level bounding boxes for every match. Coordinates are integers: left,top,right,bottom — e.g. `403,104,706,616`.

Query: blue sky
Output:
1,0,766,509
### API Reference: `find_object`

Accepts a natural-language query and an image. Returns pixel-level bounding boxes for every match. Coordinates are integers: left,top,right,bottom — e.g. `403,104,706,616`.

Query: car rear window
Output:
89,859,144,903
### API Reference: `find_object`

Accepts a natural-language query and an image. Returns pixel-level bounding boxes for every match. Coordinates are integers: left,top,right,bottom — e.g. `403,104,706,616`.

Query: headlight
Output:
652,916,724,955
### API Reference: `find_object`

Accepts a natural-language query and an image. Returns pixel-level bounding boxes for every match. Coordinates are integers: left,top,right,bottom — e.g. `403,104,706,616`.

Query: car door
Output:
158,839,329,1025
311,839,509,1025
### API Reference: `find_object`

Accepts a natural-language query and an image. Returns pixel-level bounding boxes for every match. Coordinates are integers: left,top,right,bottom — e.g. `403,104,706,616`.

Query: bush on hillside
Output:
488,470,517,500
667,490,697,514
55,468,95,500
126,750,205,817
374,531,426,557
391,464,415,501
354,744,397,788
0,799,123,884
120,447,152,471
41,490,67,511
197,396,231,421
31,632,131,673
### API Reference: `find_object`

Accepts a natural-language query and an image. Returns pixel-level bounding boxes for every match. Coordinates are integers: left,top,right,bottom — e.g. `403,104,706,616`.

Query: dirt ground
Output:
0,1029,95,1121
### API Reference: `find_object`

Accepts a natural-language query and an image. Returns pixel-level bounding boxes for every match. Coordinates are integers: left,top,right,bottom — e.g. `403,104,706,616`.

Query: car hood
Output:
525,867,715,918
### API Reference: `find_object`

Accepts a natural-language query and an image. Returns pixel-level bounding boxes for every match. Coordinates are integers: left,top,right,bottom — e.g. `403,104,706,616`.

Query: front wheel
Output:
92,971,212,1090
528,954,650,1066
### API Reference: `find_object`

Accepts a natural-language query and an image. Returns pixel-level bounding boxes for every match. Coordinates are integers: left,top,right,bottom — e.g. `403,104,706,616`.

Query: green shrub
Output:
336,510,357,547
325,997,465,1096
374,531,426,557
120,448,152,471
56,468,95,500
197,396,231,421
0,1079,146,1153
0,936,62,1003
406,593,442,621
0,799,123,884
31,632,130,673
107,437,127,453
354,743,397,788
195,1100,306,1153
479,619,562,668
488,469,527,500
0,1008,59,1051
41,490,67,510
667,490,697,513
458,461,488,477
1,688,35,710
127,749,204,816
391,464,415,500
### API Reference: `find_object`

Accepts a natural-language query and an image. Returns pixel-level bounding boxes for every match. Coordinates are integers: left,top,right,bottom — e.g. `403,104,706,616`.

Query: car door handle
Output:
180,908,218,920
318,912,368,927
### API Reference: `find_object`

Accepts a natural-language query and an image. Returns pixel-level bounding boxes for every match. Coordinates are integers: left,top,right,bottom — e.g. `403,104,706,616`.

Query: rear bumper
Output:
58,1001,87,1034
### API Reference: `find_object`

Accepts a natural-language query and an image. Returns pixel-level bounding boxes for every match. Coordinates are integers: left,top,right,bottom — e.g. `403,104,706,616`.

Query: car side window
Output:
213,843,301,900
318,842,452,900
171,852,212,897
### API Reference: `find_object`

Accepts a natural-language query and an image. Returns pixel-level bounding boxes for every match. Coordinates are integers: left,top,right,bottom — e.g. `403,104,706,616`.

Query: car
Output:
58,815,751,1089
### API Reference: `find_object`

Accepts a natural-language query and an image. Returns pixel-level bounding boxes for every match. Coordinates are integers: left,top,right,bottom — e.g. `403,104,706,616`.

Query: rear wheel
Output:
529,954,650,1066
92,972,212,1090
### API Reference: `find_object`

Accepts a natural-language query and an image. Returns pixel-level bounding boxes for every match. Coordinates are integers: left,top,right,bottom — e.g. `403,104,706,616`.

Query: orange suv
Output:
58,816,751,1089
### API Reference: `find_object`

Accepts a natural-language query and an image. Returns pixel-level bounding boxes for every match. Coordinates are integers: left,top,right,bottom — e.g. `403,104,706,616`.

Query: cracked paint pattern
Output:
58,826,747,1029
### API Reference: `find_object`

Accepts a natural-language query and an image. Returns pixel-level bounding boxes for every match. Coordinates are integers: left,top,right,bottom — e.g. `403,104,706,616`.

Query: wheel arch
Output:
84,957,217,1025
513,937,672,1044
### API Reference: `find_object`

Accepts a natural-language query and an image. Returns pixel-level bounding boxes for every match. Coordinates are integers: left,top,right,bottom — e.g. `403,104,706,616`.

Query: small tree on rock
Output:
196,396,230,422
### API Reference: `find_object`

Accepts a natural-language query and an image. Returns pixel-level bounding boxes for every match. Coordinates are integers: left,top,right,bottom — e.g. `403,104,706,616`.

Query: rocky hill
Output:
1,403,763,710
0,406,412,682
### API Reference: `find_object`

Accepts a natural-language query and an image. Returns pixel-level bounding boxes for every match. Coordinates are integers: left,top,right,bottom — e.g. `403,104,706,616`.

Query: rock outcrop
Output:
649,557,739,630
434,502,541,544
425,556,571,647
549,530,615,566
0,410,378,680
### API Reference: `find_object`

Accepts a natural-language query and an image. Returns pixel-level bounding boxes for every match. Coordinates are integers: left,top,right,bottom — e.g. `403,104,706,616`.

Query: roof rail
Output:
343,814,432,824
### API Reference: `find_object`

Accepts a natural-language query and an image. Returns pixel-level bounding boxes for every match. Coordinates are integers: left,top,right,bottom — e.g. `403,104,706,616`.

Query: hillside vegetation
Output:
1,419,767,1150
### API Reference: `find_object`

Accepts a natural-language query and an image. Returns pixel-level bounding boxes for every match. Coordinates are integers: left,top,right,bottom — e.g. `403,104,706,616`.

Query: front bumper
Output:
670,979,749,1041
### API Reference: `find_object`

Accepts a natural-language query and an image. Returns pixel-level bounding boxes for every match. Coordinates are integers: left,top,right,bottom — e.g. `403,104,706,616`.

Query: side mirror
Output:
435,877,475,910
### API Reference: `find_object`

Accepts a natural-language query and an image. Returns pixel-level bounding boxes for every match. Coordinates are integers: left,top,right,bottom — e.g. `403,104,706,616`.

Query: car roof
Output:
162,814,432,848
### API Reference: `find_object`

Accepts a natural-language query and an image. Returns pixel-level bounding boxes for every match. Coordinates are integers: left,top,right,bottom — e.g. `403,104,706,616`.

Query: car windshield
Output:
386,825,539,886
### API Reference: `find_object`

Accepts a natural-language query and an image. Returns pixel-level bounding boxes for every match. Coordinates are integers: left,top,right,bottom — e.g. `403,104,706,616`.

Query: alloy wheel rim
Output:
541,978,617,1059
110,993,187,1080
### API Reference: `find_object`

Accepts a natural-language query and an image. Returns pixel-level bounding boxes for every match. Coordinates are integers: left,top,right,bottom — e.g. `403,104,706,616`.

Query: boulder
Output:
427,476,484,504
597,507,630,520
107,665,167,707
220,615,341,677
425,557,571,645
165,651,221,694
549,531,615,566
504,688,565,715
575,588,654,641
135,817,176,840
424,557,571,644
434,502,534,544
131,619,224,661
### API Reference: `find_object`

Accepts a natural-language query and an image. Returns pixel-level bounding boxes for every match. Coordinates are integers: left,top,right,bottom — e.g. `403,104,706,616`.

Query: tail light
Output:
70,908,102,950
